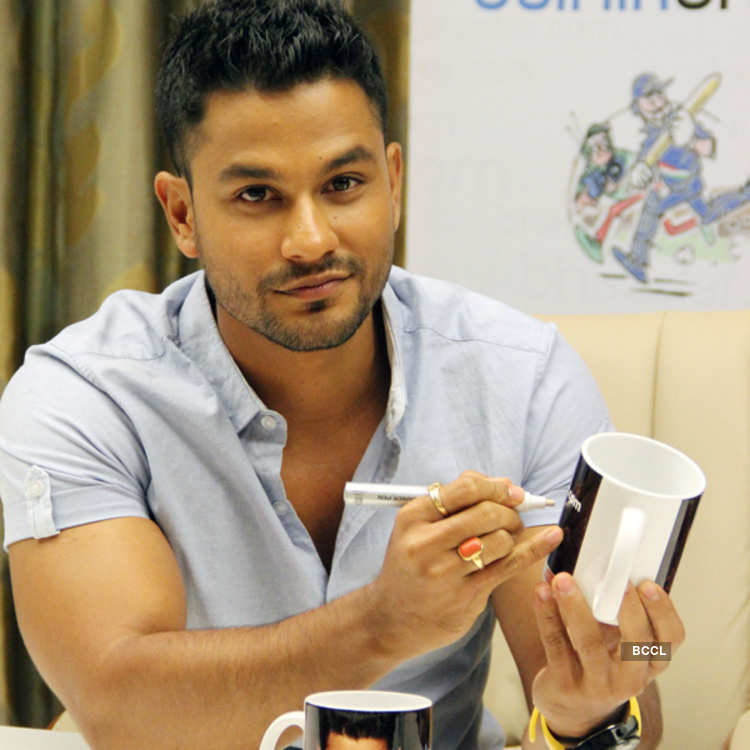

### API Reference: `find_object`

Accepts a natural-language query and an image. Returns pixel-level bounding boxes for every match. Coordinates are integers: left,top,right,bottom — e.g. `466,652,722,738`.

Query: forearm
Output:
74,584,399,750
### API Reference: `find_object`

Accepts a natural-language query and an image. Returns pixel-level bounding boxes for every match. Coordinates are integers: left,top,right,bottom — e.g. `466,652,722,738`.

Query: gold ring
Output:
458,536,485,570
427,482,448,517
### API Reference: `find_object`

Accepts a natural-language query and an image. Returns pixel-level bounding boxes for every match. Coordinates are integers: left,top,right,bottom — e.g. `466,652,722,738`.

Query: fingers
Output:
550,574,612,682
393,472,561,586
533,579,579,686
441,499,524,545
539,573,686,699
454,529,514,577
604,583,655,692
410,472,524,521
616,581,684,683
476,525,562,581
446,500,543,577
399,473,527,558
617,583,655,646
637,581,685,646
635,580,685,676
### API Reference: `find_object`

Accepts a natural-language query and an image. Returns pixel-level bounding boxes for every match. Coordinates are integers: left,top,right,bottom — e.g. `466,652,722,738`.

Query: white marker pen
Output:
343,482,556,513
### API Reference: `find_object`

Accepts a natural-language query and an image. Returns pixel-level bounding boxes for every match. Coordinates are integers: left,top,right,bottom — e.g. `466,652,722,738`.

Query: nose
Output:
280,196,338,262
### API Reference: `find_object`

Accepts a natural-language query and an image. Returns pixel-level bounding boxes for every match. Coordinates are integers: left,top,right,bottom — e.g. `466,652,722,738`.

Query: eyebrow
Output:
218,164,278,182
323,145,378,173
217,145,378,183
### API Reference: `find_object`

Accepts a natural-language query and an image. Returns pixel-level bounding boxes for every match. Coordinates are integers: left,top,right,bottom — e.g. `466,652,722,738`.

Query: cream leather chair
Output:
485,309,750,749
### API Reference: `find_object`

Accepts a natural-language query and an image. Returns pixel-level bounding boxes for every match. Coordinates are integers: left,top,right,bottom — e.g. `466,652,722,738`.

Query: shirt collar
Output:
175,270,408,438
177,271,264,433
380,279,408,439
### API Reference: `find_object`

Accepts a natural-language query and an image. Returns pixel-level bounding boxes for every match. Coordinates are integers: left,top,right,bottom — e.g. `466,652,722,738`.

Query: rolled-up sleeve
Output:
0,346,150,549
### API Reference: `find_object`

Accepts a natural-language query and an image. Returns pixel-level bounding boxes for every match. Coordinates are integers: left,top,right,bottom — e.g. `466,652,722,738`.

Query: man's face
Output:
324,732,391,750
175,78,402,351
637,90,668,123
586,131,612,166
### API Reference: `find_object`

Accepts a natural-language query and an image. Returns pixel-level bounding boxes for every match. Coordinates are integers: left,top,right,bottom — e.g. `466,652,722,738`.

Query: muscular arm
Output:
492,526,666,750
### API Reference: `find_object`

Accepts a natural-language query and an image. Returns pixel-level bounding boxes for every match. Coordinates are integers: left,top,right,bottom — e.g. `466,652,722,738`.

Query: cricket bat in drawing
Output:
643,72,722,168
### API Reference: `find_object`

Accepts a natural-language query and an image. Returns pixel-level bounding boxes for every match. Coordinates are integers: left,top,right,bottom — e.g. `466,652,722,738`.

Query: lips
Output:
277,273,351,301
280,273,350,292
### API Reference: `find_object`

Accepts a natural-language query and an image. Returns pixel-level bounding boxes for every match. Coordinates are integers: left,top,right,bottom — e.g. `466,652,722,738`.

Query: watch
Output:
569,713,640,749
529,697,641,750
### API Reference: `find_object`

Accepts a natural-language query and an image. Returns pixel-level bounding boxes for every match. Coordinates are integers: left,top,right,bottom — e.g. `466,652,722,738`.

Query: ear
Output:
154,171,199,259
385,141,403,232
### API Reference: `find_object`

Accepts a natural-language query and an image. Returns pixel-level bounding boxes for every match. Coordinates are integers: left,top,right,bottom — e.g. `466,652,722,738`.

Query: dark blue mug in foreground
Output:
260,690,432,750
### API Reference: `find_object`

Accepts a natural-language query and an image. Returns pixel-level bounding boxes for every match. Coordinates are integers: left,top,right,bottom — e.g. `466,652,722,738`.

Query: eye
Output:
326,175,361,193
238,186,274,203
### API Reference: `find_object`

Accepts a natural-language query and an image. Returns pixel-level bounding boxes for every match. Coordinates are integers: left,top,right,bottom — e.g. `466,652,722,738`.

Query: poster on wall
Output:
406,0,750,313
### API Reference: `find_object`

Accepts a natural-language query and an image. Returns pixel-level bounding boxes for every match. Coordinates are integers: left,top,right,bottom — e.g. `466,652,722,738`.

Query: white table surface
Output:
0,725,91,748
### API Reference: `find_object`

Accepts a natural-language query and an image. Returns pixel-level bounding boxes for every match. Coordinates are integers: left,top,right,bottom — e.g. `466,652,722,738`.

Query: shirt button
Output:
273,501,289,516
27,480,45,499
260,415,277,431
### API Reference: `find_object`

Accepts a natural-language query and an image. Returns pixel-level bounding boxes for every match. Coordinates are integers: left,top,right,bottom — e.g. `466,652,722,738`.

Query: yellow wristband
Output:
528,697,641,749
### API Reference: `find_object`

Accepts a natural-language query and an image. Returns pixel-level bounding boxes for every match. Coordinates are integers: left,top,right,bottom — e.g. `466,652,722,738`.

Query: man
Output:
576,124,629,212
573,122,637,263
613,72,750,283
319,711,400,750
325,732,391,750
0,2,683,748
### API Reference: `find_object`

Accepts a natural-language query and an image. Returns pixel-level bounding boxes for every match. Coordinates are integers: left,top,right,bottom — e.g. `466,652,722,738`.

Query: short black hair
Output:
319,709,395,748
155,0,388,179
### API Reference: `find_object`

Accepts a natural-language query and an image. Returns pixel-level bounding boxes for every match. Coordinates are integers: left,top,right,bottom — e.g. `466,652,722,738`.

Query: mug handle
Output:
258,710,305,750
592,507,646,625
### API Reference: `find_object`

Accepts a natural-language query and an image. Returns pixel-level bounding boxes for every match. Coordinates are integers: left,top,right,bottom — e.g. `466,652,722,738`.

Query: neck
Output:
216,303,390,426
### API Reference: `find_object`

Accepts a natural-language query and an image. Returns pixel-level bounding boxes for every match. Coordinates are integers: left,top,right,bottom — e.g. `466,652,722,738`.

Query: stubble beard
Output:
204,248,393,352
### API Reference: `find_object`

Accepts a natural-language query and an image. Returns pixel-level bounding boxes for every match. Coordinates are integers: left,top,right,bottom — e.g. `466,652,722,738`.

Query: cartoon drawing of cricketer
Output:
613,72,750,283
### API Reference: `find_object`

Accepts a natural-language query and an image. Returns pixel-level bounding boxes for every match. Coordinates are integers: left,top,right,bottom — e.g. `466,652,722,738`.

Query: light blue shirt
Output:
0,267,610,749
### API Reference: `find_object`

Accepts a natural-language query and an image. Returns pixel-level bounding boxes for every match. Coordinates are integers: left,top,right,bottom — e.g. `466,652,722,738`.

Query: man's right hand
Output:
630,161,653,190
367,471,563,660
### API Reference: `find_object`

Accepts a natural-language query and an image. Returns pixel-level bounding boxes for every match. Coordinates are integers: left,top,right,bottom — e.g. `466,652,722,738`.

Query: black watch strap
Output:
571,714,640,749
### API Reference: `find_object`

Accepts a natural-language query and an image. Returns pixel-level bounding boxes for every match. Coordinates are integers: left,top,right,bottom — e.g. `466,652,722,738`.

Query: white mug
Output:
259,690,432,750
544,432,706,625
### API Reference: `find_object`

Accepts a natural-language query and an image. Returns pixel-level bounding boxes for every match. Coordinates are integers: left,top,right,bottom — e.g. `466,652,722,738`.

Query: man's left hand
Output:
529,572,685,740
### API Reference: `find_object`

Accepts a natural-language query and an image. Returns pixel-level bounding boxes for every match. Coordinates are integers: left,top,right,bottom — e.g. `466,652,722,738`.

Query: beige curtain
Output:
0,0,409,729
352,0,411,266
